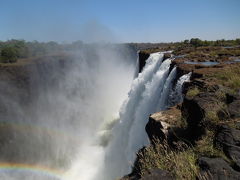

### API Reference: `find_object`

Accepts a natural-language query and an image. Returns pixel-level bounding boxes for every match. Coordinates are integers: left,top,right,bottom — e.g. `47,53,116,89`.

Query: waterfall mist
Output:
0,46,191,180
0,44,136,180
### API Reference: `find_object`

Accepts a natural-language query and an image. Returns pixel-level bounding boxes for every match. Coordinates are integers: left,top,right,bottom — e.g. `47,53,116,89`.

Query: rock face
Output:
228,100,240,118
140,169,174,180
181,94,210,141
122,47,240,180
198,157,240,180
138,51,150,73
163,53,171,61
138,51,172,73
215,125,240,169
145,106,181,143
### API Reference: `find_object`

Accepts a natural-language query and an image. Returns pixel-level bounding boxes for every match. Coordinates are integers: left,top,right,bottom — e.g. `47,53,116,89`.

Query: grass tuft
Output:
186,87,200,98
194,131,226,159
208,66,240,92
138,140,199,180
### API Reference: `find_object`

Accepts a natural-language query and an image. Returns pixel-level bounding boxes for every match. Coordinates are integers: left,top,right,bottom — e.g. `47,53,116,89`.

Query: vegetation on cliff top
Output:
1,38,240,64
134,48,240,179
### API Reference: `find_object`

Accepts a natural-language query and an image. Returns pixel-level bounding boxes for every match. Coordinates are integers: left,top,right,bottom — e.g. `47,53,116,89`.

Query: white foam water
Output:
0,49,191,180
65,52,192,180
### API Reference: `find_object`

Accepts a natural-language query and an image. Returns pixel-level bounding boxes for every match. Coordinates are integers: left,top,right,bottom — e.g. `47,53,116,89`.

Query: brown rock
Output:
145,106,181,142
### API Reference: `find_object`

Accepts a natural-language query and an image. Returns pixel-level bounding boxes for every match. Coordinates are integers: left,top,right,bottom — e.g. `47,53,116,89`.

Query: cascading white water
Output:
93,52,191,180
0,47,192,180
65,51,192,180
169,72,192,106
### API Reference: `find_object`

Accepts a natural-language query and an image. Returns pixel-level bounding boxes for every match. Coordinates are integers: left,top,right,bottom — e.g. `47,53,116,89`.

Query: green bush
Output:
0,46,18,63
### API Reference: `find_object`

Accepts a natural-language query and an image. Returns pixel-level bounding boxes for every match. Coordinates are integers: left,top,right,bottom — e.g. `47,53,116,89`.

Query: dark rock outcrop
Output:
138,51,172,73
215,125,240,168
228,100,240,118
138,51,150,73
226,93,240,104
181,95,206,140
163,53,171,61
145,115,166,143
198,157,240,180
140,169,174,180
122,47,240,180
145,107,181,143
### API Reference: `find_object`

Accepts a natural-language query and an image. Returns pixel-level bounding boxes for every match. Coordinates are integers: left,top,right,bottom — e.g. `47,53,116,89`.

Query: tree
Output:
190,38,203,47
236,39,240,45
0,46,18,63
183,39,189,44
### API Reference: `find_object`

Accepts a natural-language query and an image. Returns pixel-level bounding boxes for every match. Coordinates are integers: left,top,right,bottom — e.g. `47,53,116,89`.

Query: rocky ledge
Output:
122,47,240,180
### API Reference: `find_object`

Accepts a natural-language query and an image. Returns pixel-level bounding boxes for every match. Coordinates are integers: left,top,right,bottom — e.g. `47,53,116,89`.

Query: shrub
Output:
0,46,18,63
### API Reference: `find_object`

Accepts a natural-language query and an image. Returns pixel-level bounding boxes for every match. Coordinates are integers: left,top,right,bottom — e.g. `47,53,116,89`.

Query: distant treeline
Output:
0,38,240,63
179,38,240,47
0,40,86,63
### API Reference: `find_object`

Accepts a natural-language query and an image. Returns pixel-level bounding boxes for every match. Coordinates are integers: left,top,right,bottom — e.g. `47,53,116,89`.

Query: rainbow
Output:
0,121,80,144
0,162,65,180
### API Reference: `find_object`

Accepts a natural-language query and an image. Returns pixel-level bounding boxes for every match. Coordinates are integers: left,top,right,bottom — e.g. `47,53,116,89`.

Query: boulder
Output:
181,95,206,140
226,93,240,104
145,107,181,143
181,91,224,140
198,157,240,180
228,100,240,118
163,53,171,61
215,125,240,168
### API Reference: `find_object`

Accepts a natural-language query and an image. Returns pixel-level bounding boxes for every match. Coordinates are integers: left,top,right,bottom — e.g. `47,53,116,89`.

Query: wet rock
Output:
140,169,174,180
138,51,150,73
198,157,240,180
163,53,171,61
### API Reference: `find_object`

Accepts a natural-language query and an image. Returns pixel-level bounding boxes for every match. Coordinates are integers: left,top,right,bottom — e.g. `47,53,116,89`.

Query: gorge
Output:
1,43,240,180
0,46,191,180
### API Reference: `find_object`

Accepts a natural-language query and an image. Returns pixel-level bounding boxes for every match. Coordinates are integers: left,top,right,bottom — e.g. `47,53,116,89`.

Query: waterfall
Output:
0,48,192,180
169,72,192,106
99,52,191,180
133,50,140,79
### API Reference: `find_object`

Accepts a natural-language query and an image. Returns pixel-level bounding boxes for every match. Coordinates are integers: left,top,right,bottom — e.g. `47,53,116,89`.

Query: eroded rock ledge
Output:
122,49,240,180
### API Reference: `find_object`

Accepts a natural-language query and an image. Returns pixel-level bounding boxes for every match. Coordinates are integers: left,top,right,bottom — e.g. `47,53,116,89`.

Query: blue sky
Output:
0,0,240,42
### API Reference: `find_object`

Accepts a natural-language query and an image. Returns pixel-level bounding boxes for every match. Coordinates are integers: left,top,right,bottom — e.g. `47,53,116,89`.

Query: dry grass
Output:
138,140,199,180
208,65,240,92
186,87,200,98
137,131,227,180
194,131,226,159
